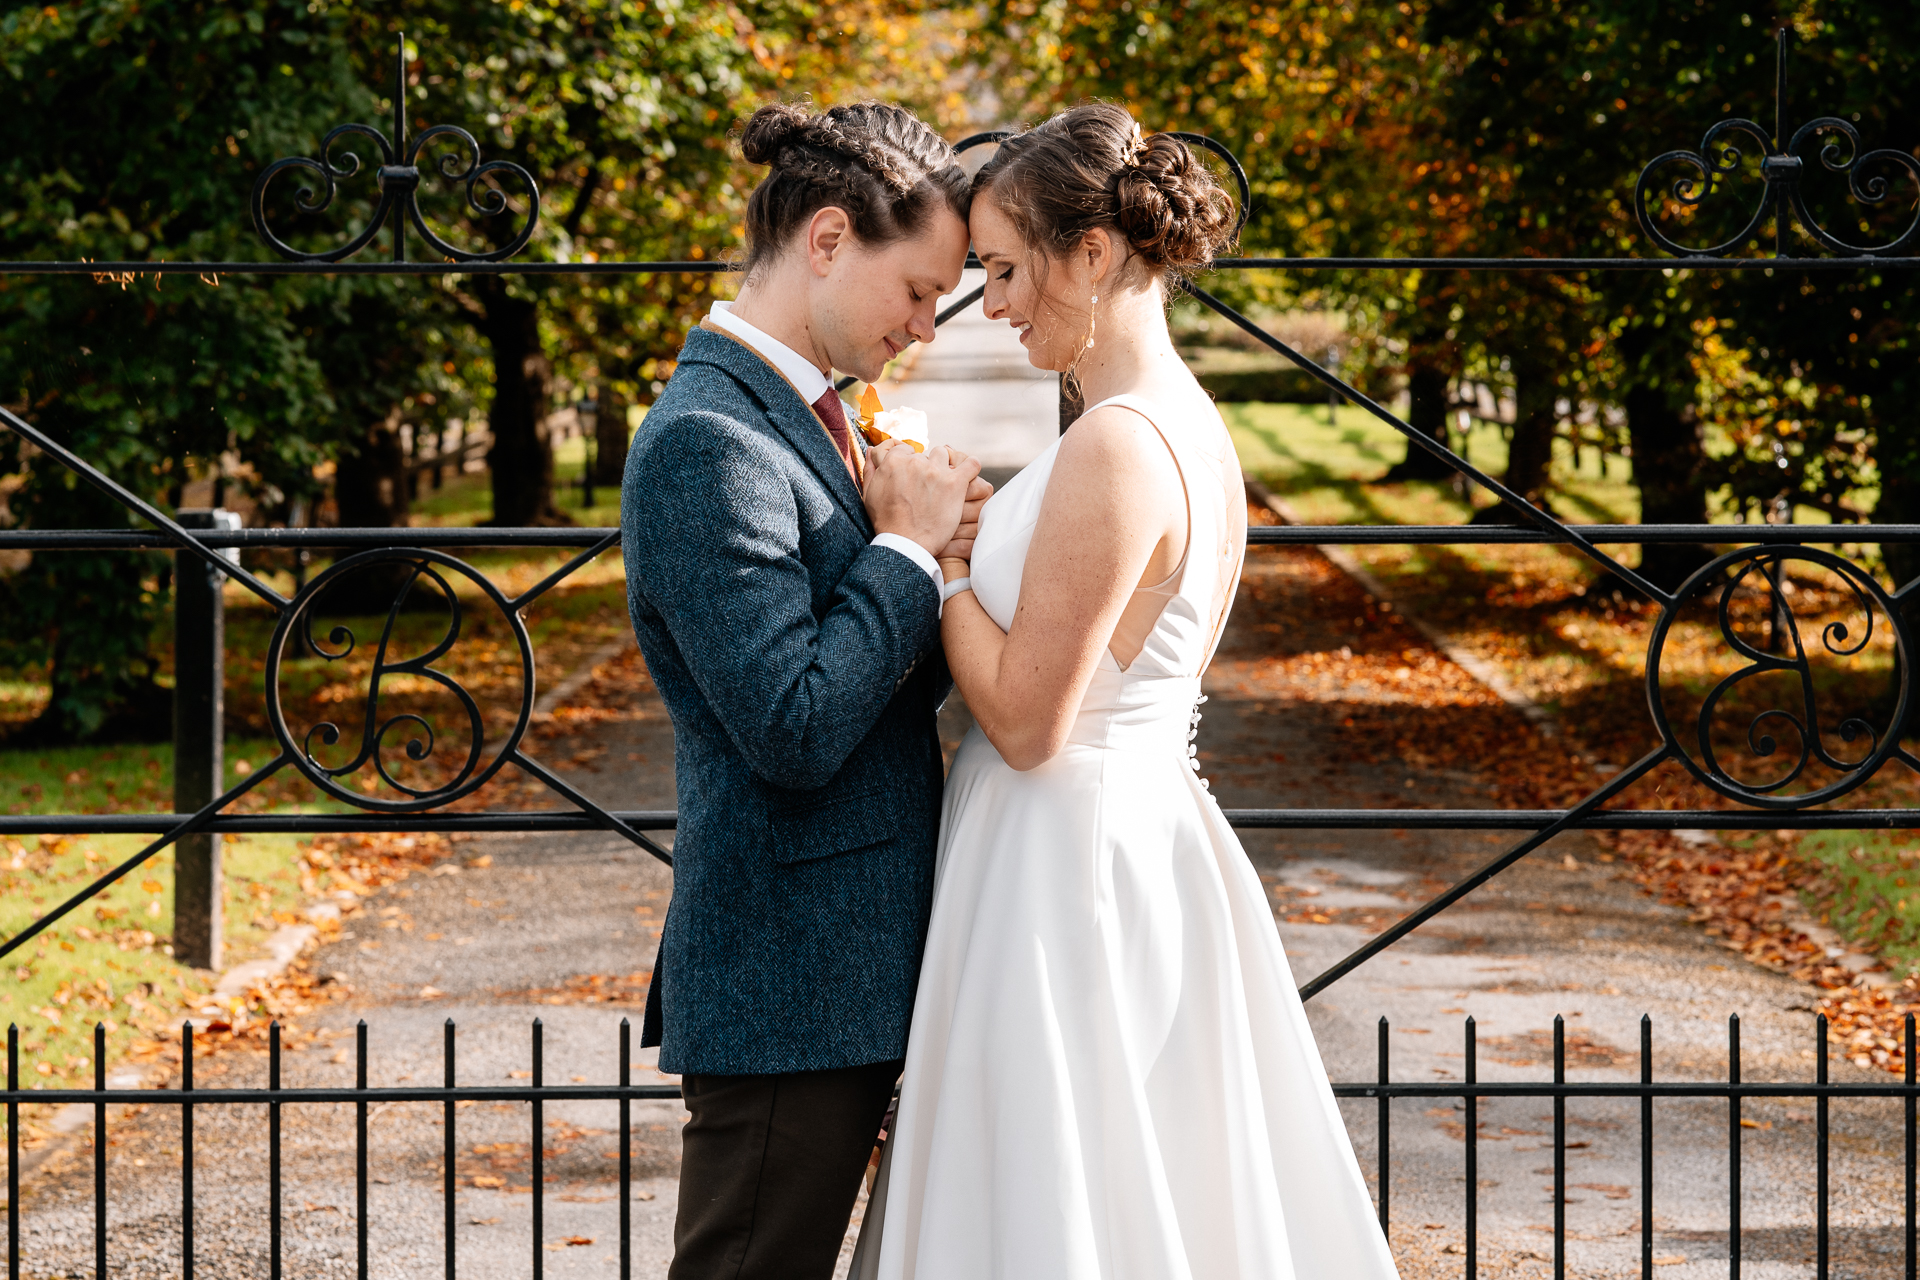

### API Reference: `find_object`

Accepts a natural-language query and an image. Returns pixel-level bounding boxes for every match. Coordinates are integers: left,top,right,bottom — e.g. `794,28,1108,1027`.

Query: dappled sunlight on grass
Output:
0,830,312,1090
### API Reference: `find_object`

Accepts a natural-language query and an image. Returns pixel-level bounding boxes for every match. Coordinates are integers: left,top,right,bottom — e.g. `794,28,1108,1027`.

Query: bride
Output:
853,104,1401,1279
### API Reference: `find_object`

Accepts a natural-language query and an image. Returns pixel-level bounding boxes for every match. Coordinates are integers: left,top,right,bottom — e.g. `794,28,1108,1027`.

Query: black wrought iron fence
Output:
7,1011,1919,1280
3,22,1919,1280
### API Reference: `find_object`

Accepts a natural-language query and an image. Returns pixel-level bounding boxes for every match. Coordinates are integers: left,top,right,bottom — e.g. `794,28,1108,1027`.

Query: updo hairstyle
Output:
737,101,971,276
971,102,1238,282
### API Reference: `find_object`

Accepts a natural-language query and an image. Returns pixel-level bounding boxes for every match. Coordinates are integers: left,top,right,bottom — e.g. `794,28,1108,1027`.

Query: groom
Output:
620,101,983,1278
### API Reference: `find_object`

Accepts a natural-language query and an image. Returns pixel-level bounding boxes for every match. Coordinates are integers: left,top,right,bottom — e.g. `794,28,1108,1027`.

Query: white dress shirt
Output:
705,301,945,601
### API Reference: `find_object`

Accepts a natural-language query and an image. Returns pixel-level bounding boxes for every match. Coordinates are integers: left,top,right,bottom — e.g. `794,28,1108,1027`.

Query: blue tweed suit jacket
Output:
620,326,948,1076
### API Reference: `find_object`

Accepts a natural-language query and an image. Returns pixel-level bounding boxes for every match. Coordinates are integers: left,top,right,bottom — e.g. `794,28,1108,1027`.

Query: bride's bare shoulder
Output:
1050,400,1181,488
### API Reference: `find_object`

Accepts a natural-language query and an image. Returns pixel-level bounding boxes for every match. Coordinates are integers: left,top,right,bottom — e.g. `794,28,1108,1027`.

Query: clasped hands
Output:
864,439,992,576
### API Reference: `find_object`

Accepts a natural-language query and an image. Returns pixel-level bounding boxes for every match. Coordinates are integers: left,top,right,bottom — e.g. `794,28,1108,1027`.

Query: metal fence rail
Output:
8,1013,1918,1280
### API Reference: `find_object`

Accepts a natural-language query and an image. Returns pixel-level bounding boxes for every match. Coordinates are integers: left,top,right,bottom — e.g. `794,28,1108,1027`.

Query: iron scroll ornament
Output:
1634,28,1920,258
251,34,539,263
1645,546,1915,810
263,549,536,812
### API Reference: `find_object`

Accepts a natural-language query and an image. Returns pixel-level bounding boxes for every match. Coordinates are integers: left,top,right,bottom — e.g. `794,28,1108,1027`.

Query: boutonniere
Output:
855,384,930,453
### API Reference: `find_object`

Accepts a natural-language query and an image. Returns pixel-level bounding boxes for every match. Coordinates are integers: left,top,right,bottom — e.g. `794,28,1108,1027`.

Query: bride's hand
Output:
937,473,994,563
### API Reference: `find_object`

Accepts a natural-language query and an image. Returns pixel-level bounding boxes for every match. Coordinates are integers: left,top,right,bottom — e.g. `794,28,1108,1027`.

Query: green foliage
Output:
977,0,1918,564
0,0,962,737
0,0,423,740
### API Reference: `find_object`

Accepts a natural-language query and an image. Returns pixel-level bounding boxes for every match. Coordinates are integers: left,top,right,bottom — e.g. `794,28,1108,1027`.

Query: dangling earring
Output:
1086,287,1099,351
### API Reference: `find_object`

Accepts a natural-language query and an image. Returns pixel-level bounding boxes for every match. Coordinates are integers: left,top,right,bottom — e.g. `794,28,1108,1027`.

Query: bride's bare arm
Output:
939,406,1186,771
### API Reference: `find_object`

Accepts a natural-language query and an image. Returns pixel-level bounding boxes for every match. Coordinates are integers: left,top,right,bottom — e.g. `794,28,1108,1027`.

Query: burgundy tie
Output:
811,388,859,482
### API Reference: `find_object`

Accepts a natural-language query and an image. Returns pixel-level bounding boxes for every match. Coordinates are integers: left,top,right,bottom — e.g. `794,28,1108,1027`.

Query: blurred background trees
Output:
0,0,973,741
0,0,1914,742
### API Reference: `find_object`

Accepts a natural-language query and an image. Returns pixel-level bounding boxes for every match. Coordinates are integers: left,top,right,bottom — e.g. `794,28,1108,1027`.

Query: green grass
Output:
410,427,631,528
1,825,315,1089
1,739,280,818
1224,400,1853,532
1223,401,1640,526
1798,830,1920,980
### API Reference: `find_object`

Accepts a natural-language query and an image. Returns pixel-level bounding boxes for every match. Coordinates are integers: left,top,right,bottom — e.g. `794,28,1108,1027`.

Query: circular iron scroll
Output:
1645,545,1910,810
263,548,535,812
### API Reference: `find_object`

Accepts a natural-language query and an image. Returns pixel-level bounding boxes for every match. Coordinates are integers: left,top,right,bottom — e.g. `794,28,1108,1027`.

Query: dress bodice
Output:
968,394,1246,755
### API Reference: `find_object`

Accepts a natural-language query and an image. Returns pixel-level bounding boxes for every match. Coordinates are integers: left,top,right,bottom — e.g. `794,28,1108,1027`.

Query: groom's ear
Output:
806,206,854,278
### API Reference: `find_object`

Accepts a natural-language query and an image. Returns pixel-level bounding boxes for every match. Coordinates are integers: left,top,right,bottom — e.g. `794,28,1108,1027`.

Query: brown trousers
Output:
670,1059,901,1280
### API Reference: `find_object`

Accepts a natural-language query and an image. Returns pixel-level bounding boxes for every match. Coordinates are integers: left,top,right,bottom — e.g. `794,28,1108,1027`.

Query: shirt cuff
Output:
871,532,945,609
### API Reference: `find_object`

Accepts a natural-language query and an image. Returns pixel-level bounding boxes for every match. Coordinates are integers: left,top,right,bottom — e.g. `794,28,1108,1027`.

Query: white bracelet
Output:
940,576,973,604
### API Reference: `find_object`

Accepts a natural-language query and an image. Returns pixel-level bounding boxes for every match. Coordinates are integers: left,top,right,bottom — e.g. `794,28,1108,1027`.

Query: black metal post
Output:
172,510,227,970
1908,1013,1916,1280
1377,1016,1390,1235
1818,1013,1830,1278
8,1023,17,1280
1641,1014,1653,1280
1553,1015,1566,1280
533,1018,544,1278
445,1017,457,1280
1729,1014,1741,1280
182,1021,194,1280
620,1017,632,1280
1774,26,1790,259
391,37,407,265
93,1022,106,1280
1465,1015,1477,1280
270,1021,282,1280
356,1020,368,1280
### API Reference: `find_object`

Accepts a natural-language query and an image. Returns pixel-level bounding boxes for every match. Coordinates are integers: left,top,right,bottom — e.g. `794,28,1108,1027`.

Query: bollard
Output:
172,509,239,970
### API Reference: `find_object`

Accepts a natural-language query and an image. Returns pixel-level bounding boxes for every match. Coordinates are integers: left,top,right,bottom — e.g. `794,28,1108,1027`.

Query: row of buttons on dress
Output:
1188,694,1210,791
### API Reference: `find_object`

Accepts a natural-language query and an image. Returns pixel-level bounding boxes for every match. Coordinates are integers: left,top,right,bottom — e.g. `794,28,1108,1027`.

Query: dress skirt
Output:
853,696,1400,1280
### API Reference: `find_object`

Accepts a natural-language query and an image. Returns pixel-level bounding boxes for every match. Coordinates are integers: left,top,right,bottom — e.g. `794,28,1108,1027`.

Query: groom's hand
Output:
937,474,995,562
866,441,982,560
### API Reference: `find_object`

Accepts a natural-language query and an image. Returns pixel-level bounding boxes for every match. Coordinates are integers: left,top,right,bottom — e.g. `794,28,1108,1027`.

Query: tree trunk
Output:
476,282,561,527
1382,363,1457,482
593,376,630,488
1623,383,1712,590
1384,276,1462,483
1504,355,1559,503
324,418,421,615
334,419,409,529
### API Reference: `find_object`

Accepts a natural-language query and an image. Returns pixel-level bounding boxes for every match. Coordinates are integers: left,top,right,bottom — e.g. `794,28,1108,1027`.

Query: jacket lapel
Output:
681,327,874,538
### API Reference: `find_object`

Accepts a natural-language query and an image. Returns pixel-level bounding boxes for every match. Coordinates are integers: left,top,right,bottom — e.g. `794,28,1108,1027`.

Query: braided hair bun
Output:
736,102,970,274
972,102,1238,278
738,102,810,167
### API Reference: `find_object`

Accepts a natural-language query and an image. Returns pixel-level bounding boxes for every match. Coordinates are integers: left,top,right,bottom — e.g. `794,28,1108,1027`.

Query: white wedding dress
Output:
852,394,1400,1279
